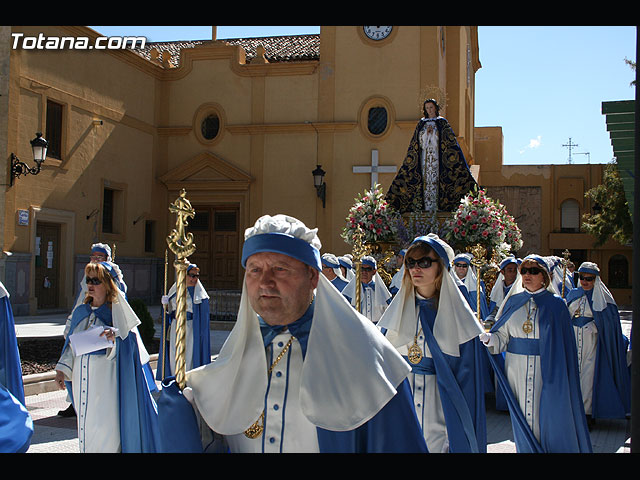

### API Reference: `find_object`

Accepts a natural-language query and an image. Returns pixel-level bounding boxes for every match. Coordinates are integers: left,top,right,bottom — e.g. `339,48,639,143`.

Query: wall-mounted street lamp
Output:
312,164,326,208
10,133,49,186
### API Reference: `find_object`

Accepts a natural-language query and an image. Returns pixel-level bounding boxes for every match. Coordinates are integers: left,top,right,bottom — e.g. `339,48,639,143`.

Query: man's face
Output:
360,265,375,284
502,264,518,286
245,251,318,326
90,251,108,263
454,262,468,280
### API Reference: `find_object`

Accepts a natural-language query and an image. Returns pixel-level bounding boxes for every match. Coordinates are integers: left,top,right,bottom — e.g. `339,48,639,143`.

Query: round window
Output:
201,114,220,140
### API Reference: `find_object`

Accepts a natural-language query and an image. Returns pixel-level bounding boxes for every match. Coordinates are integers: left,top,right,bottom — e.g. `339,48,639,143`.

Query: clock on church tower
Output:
362,26,393,41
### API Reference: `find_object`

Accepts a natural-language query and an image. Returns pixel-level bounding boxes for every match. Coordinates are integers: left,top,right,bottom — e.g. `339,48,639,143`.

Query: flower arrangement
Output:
444,187,522,255
342,184,401,245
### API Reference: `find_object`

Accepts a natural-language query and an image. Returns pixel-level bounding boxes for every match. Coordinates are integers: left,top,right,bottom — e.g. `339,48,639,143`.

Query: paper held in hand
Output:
69,325,116,356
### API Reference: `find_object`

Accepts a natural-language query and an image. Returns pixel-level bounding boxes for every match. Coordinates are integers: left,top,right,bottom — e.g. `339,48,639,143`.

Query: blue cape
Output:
0,383,33,453
566,288,631,419
487,289,592,453
0,295,25,405
64,303,160,452
157,286,211,381
330,276,348,292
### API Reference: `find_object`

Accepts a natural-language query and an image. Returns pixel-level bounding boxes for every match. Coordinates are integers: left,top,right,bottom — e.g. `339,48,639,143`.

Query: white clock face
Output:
363,26,393,41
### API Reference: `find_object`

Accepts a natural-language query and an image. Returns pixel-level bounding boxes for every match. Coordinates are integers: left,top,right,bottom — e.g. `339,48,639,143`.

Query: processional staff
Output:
166,189,196,390
562,249,571,298
351,226,370,311
469,244,488,331
161,249,168,380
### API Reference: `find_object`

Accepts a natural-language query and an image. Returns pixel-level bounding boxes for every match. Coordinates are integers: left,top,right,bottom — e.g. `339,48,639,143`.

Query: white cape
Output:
186,274,411,434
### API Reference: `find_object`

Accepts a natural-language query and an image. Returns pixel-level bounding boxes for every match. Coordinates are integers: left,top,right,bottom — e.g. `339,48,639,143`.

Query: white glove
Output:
161,295,169,305
479,332,496,348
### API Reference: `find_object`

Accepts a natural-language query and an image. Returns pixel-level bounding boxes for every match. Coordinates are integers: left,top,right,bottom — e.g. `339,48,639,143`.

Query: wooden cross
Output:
353,149,397,190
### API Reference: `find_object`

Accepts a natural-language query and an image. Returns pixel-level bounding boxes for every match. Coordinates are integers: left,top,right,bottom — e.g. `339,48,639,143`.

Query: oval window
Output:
367,107,388,136
201,114,220,140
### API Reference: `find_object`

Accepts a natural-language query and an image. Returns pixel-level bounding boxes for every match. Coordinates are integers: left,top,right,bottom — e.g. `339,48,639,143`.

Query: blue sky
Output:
90,26,636,165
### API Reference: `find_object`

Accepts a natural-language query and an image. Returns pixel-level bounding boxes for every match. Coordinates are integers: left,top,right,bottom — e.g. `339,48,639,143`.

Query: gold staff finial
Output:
166,188,196,390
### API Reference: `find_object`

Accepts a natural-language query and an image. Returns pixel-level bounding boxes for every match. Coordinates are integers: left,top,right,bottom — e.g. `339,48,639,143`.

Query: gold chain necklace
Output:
407,325,424,365
522,300,536,334
244,335,295,439
573,296,586,318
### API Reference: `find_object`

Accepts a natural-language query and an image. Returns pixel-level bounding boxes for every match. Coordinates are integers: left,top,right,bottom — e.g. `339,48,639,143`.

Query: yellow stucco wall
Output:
2,25,630,309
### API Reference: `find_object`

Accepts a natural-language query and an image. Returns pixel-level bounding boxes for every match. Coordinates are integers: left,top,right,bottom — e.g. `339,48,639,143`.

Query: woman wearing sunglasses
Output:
565,262,630,424
378,234,487,453
480,255,592,452
54,262,159,452
158,264,211,382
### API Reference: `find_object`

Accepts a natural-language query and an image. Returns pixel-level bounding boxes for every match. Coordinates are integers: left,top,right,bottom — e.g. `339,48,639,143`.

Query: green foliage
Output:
582,161,633,247
128,298,156,346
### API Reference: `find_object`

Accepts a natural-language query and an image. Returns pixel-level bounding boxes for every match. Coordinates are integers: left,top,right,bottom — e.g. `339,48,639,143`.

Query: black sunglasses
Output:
579,275,596,282
520,266,543,276
86,276,102,285
188,273,200,278
405,256,436,269
454,263,469,269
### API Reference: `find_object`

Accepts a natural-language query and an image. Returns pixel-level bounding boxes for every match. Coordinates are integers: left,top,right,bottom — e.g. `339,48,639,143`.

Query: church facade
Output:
0,25,631,314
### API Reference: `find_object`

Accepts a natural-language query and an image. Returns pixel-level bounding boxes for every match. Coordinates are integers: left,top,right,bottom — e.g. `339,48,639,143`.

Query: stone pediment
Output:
159,151,252,191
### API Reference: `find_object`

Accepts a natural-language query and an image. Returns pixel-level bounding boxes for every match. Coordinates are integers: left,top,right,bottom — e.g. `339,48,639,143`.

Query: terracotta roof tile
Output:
134,34,320,68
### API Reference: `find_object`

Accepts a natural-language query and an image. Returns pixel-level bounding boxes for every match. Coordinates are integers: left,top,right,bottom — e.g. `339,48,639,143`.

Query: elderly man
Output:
342,256,392,323
157,214,427,453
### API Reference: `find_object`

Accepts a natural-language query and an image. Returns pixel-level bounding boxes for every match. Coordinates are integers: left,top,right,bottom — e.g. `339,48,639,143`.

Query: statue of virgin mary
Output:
386,98,477,215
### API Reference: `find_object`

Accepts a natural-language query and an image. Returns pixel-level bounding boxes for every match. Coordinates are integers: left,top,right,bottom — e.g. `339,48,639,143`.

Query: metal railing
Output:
208,289,241,322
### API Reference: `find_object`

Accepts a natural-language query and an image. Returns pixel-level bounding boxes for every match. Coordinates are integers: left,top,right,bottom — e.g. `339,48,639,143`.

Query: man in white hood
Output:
156,214,427,453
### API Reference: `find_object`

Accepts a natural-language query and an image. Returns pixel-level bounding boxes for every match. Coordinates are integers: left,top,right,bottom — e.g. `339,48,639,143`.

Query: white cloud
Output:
519,135,542,154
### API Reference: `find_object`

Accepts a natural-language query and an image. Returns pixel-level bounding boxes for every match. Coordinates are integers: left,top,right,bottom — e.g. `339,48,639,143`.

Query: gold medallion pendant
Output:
523,302,536,334
408,341,423,365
